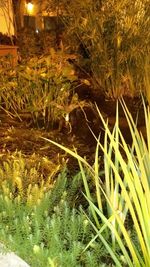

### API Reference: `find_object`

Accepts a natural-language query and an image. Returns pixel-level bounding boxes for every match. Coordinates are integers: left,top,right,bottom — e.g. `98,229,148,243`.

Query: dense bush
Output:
17,27,64,59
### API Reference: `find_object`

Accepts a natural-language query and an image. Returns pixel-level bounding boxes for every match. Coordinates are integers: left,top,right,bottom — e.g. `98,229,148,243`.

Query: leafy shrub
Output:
0,50,80,128
17,28,62,59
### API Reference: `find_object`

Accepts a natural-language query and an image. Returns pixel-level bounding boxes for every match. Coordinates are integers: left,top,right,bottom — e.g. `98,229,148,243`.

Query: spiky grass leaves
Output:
43,98,150,266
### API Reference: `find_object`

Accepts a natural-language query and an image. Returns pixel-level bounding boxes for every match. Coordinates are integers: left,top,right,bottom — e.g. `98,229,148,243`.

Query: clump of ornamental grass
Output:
43,96,150,266
46,0,150,99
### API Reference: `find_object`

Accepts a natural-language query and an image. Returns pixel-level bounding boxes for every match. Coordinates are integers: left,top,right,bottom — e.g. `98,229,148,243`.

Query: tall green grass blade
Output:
84,195,136,267
43,98,150,266
94,135,103,212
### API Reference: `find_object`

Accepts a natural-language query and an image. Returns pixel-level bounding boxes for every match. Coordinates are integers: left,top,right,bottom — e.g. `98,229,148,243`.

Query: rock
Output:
0,244,30,267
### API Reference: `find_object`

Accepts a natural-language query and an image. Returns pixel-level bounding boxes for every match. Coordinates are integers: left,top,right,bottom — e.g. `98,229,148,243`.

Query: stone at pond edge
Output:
0,244,30,267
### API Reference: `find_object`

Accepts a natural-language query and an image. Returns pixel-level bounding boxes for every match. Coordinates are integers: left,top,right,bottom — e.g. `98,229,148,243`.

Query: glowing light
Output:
26,2,34,15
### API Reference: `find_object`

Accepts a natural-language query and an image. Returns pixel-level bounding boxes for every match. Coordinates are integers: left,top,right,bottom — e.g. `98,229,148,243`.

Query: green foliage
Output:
144,57,150,105
0,151,62,204
45,0,150,98
17,28,44,58
44,96,150,266
17,28,58,58
0,50,79,128
85,99,150,266
0,162,110,267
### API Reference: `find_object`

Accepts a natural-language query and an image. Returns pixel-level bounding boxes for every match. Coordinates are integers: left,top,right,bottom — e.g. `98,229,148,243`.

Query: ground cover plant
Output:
0,158,111,267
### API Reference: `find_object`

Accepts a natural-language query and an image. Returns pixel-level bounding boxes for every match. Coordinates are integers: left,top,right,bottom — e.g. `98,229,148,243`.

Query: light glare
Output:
26,2,34,14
